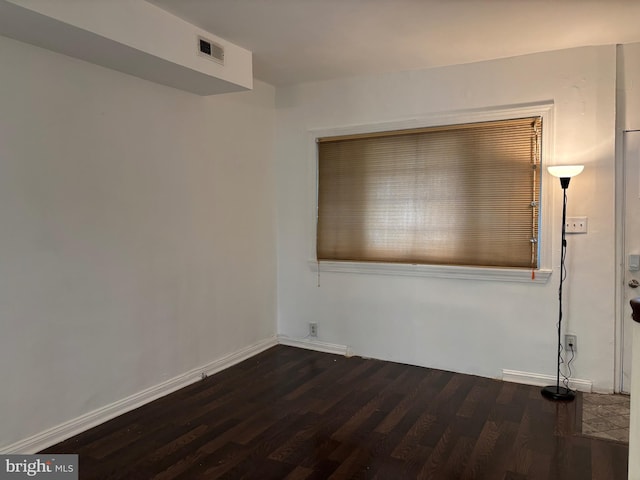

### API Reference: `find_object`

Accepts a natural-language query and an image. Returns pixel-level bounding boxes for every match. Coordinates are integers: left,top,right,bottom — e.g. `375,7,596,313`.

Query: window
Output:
316,117,542,269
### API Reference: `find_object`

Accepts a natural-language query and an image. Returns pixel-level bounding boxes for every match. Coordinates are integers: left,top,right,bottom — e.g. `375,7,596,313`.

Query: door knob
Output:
630,279,640,288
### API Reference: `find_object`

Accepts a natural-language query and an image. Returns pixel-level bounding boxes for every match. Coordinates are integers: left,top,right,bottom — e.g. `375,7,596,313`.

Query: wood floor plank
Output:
41,345,629,479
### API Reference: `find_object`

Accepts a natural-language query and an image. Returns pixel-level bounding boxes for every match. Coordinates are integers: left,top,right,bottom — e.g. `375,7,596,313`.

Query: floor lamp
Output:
541,164,584,402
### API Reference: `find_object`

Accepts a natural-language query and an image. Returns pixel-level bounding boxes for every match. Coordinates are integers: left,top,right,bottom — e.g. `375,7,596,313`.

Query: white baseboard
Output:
502,369,593,393
1,336,278,454
277,335,350,356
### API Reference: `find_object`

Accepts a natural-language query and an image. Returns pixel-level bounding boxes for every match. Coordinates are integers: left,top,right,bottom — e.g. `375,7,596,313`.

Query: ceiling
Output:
149,0,640,86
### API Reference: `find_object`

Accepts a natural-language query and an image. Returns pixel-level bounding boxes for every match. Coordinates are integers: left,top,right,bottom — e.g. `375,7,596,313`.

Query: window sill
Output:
308,260,552,284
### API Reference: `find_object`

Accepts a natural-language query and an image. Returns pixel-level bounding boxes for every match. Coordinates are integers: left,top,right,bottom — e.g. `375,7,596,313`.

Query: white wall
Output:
621,43,640,131
275,46,617,391
0,35,276,449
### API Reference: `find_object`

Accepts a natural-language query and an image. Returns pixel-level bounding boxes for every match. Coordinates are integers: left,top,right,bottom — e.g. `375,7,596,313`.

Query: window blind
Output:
316,117,542,268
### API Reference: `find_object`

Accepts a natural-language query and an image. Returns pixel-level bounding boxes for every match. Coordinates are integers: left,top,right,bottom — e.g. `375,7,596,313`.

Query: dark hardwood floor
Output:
42,345,628,479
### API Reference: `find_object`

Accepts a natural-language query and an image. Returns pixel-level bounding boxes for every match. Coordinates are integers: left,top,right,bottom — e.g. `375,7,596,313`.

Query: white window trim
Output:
306,102,555,283
307,260,552,283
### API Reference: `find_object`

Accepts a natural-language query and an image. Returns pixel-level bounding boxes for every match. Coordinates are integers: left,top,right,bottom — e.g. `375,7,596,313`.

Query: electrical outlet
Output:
565,334,577,352
565,216,588,234
310,322,318,337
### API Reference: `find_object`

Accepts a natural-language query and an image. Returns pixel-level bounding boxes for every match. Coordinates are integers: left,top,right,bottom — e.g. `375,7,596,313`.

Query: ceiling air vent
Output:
197,36,224,65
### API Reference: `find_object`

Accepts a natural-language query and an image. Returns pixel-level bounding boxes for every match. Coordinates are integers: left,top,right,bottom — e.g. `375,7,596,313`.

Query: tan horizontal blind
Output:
317,117,542,268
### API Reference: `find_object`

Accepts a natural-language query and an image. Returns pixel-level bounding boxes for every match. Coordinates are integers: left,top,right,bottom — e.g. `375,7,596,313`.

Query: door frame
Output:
617,129,640,393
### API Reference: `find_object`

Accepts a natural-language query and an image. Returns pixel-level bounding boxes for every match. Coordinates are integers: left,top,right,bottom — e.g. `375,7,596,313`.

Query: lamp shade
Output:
547,165,584,178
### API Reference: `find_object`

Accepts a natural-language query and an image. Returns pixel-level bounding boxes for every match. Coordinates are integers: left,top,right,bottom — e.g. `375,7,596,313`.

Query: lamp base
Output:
541,385,576,401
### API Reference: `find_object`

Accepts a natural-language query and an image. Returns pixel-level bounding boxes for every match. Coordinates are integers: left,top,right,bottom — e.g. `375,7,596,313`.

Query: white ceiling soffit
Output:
0,0,252,95
149,0,640,86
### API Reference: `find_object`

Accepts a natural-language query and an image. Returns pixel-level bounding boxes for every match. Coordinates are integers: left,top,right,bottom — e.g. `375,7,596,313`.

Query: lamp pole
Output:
541,165,583,401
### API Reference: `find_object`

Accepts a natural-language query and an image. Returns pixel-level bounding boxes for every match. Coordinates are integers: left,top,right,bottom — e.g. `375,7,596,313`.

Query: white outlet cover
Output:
565,216,588,234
